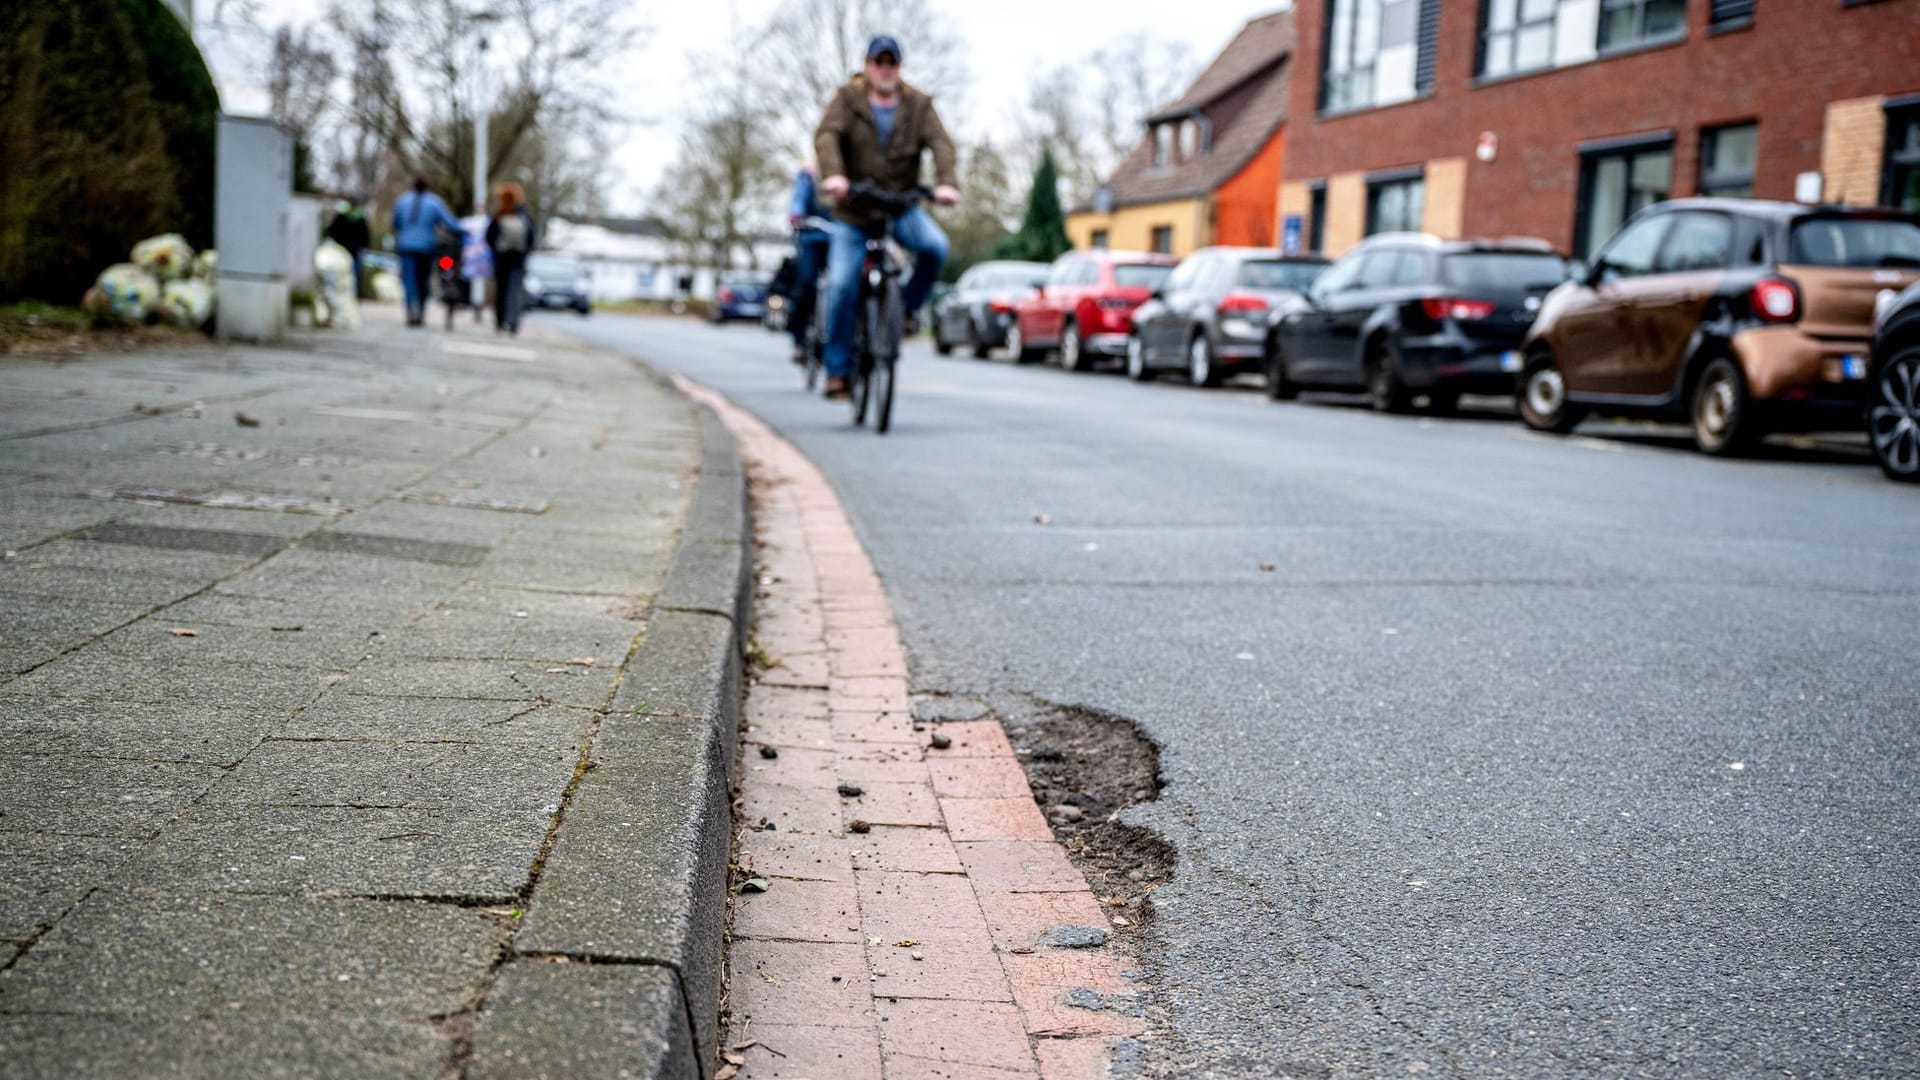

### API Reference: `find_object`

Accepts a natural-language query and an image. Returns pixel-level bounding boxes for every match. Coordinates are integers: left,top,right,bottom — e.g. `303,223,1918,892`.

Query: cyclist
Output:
783,164,832,365
813,33,959,399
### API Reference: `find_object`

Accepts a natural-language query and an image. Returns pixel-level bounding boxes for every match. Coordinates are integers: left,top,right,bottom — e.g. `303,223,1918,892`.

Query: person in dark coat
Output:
325,199,372,298
484,183,537,335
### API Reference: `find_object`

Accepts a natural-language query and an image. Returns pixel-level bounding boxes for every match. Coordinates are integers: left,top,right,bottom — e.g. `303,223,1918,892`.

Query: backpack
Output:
494,213,529,253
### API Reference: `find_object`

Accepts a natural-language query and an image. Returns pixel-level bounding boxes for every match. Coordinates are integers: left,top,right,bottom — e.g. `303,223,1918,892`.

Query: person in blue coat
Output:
391,176,462,327
786,165,833,363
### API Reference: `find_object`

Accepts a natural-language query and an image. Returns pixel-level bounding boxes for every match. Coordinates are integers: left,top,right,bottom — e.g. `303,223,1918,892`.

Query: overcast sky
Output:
204,1,1288,214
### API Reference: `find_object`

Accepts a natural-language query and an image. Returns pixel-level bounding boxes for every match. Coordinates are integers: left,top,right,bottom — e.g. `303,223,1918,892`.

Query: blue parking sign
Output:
1282,214,1303,255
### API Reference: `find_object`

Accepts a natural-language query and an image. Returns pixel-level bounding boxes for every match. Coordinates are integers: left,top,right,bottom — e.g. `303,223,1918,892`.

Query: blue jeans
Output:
823,207,948,379
399,251,433,319
790,231,829,348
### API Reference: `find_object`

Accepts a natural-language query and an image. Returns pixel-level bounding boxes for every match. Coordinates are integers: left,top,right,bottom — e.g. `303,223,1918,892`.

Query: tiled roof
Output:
1086,9,1293,212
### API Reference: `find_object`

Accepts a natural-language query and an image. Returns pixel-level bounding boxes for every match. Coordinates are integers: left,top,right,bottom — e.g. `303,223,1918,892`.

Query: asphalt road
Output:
558,311,1920,1080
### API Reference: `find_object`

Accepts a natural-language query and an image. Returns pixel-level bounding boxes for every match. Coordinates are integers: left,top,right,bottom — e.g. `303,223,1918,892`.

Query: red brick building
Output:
1278,0,1920,258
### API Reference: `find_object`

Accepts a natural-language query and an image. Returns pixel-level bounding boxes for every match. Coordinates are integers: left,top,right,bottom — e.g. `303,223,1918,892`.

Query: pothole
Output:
922,695,1176,934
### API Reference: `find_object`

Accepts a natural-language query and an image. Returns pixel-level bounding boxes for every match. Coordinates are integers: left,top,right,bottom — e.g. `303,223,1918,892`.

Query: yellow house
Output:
1066,10,1295,258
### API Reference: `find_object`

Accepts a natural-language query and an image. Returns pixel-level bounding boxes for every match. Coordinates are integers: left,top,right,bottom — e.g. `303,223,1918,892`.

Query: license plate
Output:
1499,350,1523,373
1842,354,1867,380
544,294,570,304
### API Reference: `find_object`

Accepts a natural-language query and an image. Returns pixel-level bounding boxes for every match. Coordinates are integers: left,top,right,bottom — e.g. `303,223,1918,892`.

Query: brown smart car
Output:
1518,199,1920,454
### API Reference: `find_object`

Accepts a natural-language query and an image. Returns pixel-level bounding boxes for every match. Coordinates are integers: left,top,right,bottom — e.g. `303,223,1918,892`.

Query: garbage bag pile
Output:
83,233,217,329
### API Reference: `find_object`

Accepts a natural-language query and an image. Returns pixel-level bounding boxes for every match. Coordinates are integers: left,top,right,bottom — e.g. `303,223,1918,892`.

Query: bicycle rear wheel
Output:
851,301,873,425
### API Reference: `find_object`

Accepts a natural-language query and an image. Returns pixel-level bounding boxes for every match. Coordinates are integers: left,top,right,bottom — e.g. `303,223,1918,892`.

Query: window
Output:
1442,252,1571,290
1480,0,1563,78
1389,249,1434,285
1656,212,1735,271
1576,138,1672,257
1788,217,1920,268
1046,259,1080,286
1355,249,1403,288
1885,104,1920,214
1089,229,1109,250
1152,125,1172,167
1240,260,1327,293
1178,120,1200,161
1598,0,1686,51
1074,260,1102,285
1592,213,1672,279
1365,174,1425,235
1321,0,1433,112
1114,263,1173,290
1308,184,1327,252
1709,0,1754,31
1699,124,1758,198
1312,250,1366,296
1150,226,1174,254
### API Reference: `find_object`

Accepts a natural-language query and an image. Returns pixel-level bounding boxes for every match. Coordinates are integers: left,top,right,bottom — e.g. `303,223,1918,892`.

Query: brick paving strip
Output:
675,379,1143,1080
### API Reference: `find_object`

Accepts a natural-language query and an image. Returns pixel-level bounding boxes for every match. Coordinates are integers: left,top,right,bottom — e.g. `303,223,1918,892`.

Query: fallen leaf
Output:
715,1066,739,1080
1113,915,1132,927
1258,562,1277,572
722,1053,746,1066
545,667,570,674
168,627,198,638
234,412,261,427
565,656,595,667
737,877,771,894
849,819,871,833
893,940,919,948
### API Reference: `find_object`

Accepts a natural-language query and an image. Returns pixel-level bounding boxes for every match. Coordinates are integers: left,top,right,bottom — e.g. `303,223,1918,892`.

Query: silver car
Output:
523,254,592,316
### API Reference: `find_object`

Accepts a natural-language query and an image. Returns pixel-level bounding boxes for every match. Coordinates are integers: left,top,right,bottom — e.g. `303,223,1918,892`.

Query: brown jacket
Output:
813,74,958,229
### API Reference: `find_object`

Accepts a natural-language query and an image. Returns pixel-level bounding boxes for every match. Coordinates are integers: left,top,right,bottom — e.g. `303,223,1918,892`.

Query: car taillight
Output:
438,256,454,271
1753,278,1799,323
1096,297,1132,310
719,288,735,302
1219,292,1268,314
990,300,1014,314
1420,297,1495,322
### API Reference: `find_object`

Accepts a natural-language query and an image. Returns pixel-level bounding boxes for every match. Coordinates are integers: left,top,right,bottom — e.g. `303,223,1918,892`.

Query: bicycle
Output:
831,183,931,434
791,220,832,393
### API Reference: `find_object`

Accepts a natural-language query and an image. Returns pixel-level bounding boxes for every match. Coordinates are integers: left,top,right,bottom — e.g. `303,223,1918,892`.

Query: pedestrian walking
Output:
391,176,461,327
485,183,537,336
325,198,371,298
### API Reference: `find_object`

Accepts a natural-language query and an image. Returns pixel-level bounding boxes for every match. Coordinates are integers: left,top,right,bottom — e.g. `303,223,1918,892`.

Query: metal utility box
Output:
215,114,293,341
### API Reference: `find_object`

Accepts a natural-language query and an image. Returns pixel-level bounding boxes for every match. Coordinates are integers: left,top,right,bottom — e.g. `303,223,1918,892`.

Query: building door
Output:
1885,104,1920,214
1576,139,1672,258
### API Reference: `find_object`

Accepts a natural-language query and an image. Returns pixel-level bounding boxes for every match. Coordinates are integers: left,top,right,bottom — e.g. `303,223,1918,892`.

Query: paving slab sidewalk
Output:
677,381,1145,1080
0,307,749,1078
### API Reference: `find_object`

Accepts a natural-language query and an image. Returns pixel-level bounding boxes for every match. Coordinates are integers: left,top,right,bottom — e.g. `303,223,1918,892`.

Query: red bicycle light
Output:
1421,297,1495,321
438,256,454,271
1753,278,1799,323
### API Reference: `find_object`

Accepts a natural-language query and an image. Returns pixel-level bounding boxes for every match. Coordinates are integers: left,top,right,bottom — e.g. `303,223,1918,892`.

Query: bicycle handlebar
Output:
844,183,934,212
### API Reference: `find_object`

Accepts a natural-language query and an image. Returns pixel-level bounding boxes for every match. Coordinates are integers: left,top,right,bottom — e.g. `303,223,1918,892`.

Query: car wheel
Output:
1264,335,1298,401
1365,339,1412,413
933,319,953,356
1868,344,1920,483
1518,351,1582,434
1060,322,1085,372
1126,334,1152,382
1425,391,1461,415
1187,333,1218,388
1008,321,1037,364
1691,357,1759,455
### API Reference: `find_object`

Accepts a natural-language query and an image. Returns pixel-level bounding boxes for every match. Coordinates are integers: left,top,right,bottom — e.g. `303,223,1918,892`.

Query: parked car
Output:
521,253,592,315
1270,233,1570,411
1128,249,1327,386
711,273,772,323
1519,199,1920,453
1868,279,1920,482
932,261,1049,358
1010,250,1177,368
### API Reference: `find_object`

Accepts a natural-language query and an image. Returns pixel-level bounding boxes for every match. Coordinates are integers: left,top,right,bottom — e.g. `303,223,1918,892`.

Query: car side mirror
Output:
1584,259,1611,286
1150,288,1164,301
1032,284,1046,297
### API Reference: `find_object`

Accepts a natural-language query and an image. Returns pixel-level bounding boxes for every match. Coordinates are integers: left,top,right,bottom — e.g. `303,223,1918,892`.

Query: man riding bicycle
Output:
813,33,960,399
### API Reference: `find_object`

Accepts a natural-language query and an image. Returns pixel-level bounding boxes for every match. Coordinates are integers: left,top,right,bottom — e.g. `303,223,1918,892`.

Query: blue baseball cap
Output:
866,34,903,63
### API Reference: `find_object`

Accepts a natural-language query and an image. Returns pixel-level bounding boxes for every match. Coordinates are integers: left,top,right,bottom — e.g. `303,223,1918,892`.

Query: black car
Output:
1127,249,1326,386
1270,234,1571,412
1869,279,1920,482
521,254,592,315
932,260,1048,358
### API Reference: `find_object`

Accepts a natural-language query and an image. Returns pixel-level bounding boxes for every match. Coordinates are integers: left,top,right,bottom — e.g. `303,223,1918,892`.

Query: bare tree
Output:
268,25,338,153
1014,34,1199,206
653,65,789,274
937,138,1023,280
751,0,969,152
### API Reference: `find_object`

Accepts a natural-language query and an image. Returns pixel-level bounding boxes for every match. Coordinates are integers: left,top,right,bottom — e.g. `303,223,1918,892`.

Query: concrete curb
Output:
480,399,750,1080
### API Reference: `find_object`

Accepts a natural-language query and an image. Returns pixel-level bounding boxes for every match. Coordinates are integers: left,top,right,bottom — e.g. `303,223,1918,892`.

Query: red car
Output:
1009,250,1178,370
